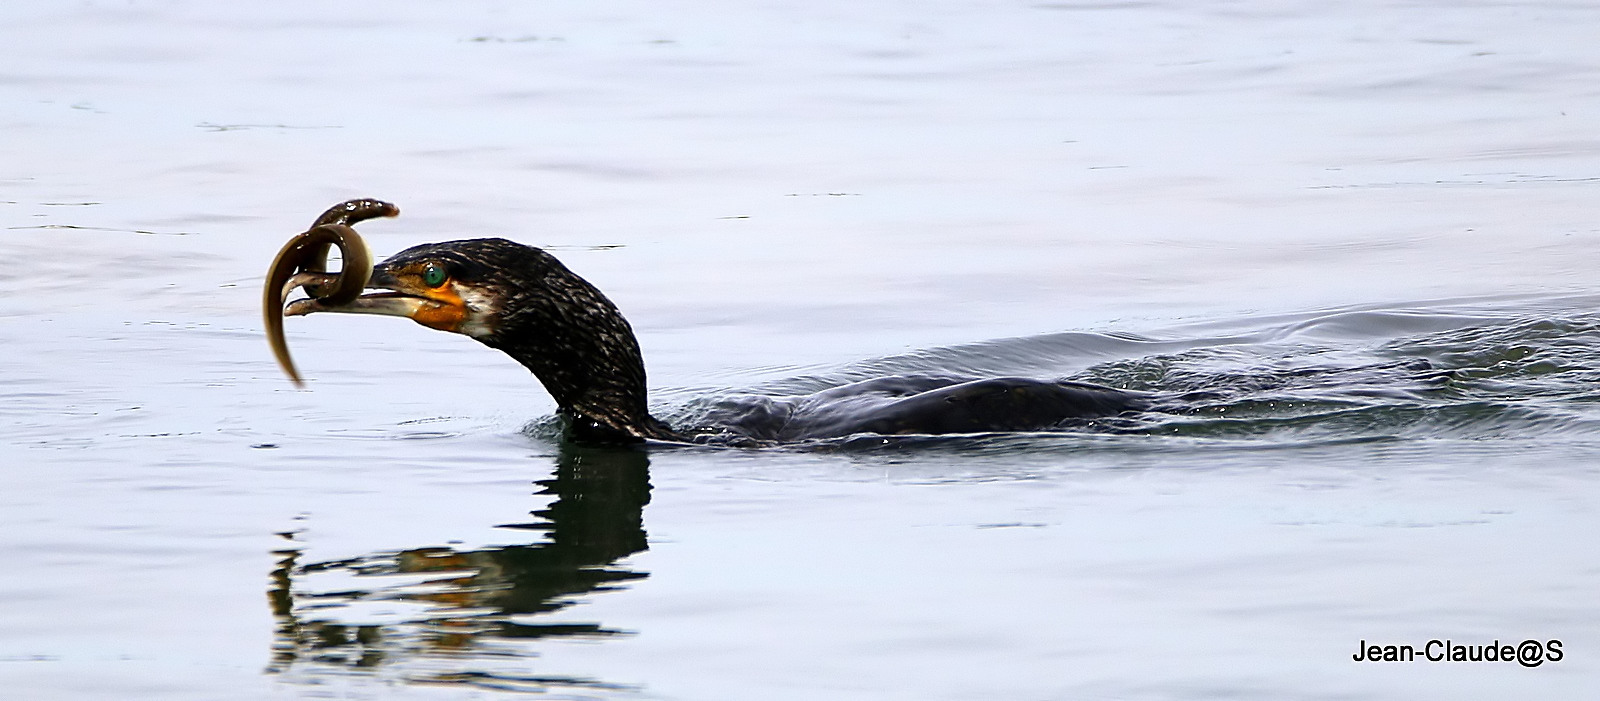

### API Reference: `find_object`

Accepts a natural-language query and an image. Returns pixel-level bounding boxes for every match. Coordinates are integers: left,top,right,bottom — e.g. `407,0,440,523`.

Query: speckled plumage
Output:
378,239,676,443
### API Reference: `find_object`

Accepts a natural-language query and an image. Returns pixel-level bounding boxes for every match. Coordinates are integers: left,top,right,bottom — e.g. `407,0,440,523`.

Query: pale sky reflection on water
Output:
2,1,1599,699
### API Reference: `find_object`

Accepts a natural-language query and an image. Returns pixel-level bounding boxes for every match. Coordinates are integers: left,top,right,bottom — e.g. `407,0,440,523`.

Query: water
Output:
3,0,1599,698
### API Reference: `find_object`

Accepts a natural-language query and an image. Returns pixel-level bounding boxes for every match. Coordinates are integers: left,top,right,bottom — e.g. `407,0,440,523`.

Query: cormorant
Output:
267,200,1148,445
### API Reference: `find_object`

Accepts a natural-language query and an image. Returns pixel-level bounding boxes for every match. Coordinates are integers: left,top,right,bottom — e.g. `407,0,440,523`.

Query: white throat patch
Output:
453,283,501,339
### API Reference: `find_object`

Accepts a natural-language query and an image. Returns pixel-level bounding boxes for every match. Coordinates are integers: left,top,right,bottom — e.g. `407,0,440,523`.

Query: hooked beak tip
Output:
283,298,323,317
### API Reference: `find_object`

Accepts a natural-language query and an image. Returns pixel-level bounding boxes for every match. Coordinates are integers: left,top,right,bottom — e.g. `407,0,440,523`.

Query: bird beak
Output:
269,266,470,387
283,266,471,333
283,267,439,319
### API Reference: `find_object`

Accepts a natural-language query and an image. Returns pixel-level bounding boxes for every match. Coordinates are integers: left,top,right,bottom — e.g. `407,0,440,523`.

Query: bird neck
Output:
479,262,678,444
485,337,673,443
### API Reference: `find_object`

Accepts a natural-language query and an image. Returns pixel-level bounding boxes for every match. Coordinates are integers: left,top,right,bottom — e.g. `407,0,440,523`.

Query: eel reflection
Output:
268,445,651,692
270,199,1147,445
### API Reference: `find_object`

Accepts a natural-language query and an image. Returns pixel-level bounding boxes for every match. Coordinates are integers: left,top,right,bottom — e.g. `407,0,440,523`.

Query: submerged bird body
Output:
685,376,1147,444
276,202,1146,445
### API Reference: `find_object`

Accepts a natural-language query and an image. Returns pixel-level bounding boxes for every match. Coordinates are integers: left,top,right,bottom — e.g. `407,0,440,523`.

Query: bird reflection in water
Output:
266,444,652,692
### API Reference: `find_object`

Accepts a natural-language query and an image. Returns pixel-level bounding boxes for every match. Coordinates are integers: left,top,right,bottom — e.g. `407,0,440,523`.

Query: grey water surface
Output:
3,1,1599,699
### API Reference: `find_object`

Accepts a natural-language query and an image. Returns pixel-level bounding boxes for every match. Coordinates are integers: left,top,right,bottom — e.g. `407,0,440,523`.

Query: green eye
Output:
422,263,447,288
